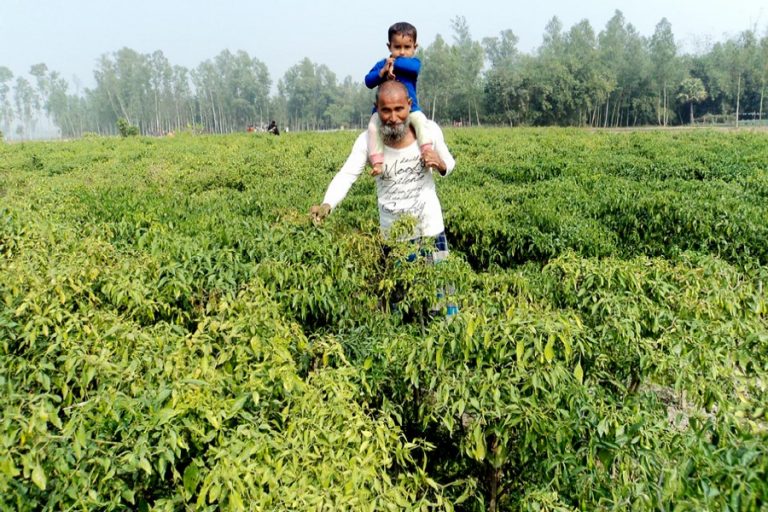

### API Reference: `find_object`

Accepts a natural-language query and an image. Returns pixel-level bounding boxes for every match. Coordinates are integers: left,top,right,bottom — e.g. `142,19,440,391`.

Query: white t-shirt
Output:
322,121,456,239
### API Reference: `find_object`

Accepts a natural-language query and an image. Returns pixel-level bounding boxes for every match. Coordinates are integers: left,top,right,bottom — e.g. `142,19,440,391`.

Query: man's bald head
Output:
375,80,409,106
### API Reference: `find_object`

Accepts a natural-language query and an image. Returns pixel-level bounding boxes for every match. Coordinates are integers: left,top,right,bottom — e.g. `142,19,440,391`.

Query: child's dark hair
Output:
388,22,417,43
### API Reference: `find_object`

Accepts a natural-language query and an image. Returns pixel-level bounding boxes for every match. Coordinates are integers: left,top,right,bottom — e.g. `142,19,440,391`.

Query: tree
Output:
677,76,708,124
598,11,652,127
450,16,485,125
483,30,524,125
0,66,14,136
29,63,50,112
564,19,613,126
731,29,763,125
191,60,222,133
278,58,338,130
190,50,272,133
148,50,173,134
650,18,678,126
420,34,457,121
170,65,194,131
326,76,370,129
420,17,484,124
699,32,760,126
45,71,76,137
620,24,655,126
525,17,577,126
218,50,271,130
759,33,768,121
93,48,152,132
13,77,39,139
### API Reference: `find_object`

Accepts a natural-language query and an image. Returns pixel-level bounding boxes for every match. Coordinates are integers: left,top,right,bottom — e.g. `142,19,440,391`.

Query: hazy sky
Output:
1,0,766,90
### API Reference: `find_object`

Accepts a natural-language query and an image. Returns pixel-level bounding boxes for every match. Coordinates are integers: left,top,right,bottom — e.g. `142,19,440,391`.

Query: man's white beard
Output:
381,117,411,145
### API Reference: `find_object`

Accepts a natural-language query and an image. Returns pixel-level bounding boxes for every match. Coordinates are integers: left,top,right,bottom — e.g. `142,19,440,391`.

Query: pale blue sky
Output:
1,0,766,90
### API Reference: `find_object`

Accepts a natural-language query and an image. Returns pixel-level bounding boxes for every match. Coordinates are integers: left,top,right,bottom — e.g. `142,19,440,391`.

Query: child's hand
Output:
382,56,396,80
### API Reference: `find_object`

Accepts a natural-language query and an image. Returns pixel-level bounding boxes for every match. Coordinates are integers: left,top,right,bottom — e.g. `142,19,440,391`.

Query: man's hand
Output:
421,147,447,175
309,203,331,225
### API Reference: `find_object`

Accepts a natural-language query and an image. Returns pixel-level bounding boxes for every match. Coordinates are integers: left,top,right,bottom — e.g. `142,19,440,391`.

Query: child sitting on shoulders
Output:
364,21,432,176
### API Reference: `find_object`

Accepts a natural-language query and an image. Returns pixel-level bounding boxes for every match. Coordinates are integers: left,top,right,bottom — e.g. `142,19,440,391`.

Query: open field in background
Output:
1,128,767,510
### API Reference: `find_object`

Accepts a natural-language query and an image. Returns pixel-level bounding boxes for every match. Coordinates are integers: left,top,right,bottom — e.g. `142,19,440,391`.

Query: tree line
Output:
1,11,767,139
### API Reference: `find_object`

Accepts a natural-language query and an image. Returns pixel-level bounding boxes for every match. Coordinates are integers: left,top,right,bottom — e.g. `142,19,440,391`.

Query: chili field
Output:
1,128,767,510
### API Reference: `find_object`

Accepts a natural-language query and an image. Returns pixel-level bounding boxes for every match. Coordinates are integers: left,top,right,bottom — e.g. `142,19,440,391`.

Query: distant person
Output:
267,120,280,135
364,21,432,177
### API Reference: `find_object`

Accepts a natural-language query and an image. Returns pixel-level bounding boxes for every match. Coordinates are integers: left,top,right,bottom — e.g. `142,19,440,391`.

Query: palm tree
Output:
677,77,707,125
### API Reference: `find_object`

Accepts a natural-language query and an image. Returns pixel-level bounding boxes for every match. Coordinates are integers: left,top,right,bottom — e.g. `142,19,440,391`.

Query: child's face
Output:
387,33,417,57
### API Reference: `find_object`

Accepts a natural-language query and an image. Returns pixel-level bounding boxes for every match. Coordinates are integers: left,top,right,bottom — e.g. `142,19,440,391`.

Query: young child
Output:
364,21,432,176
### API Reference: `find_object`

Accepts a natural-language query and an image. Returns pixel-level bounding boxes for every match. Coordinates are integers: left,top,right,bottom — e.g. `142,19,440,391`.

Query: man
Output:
310,80,455,247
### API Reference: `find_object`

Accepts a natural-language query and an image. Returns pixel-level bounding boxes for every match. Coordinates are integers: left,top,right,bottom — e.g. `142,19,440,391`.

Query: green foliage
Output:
1,128,766,510
116,118,140,137
442,128,768,269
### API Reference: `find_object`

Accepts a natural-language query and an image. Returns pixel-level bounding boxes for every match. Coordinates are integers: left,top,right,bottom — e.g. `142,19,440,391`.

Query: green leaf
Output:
31,464,46,490
184,464,200,496
205,411,220,430
574,361,584,384
473,424,486,461
0,456,20,478
72,422,86,460
544,336,555,363
229,492,244,511
208,481,221,503
228,395,249,417
138,457,152,475
122,488,136,504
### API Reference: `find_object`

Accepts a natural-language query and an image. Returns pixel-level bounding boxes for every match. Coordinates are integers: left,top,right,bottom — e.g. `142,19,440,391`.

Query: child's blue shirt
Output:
364,56,422,112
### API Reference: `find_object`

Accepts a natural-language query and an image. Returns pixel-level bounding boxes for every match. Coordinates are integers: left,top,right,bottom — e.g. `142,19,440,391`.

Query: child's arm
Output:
364,58,394,89
392,56,421,78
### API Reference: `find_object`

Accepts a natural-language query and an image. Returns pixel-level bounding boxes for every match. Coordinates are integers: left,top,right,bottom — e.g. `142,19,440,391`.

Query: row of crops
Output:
1,128,767,510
